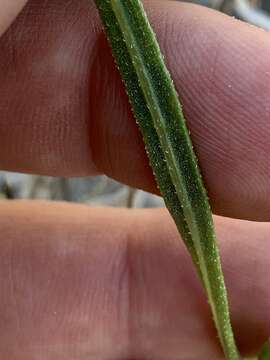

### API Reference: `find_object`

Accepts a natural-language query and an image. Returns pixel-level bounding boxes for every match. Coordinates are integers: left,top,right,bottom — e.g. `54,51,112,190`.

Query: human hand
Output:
0,1,270,359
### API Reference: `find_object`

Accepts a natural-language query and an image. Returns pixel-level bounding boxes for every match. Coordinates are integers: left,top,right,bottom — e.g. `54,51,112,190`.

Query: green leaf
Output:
94,0,201,273
94,1,240,359
258,339,270,360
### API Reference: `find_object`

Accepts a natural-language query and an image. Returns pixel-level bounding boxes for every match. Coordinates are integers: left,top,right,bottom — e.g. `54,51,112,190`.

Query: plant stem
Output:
94,0,240,358
94,0,201,274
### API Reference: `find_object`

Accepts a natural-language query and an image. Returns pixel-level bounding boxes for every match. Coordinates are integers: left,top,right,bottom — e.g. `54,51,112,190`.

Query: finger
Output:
1,1,270,220
0,201,269,359
0,0,27,36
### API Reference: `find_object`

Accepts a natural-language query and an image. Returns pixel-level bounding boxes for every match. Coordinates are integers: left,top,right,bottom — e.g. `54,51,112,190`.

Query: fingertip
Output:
1,1,270,219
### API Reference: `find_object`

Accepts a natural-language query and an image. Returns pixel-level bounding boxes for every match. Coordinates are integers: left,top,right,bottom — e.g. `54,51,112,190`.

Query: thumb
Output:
0,0,28,36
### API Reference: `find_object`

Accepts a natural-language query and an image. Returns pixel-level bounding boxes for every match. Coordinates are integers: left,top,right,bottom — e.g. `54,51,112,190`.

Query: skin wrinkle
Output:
0,0,98,175
88,31,152,184
0,2,270,358
0,201,270,359
150,3,270,219
0,1,270,218
9,244,22,341
89,34,121,178
1,203,219,359
127,226,217,360
0,203,133,359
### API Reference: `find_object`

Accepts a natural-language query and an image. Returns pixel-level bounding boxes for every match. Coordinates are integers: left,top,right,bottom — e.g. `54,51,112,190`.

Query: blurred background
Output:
1,0,269,208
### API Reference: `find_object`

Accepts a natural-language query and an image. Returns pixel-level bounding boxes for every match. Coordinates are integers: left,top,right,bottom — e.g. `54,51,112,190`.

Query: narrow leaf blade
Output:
258,339,270,360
